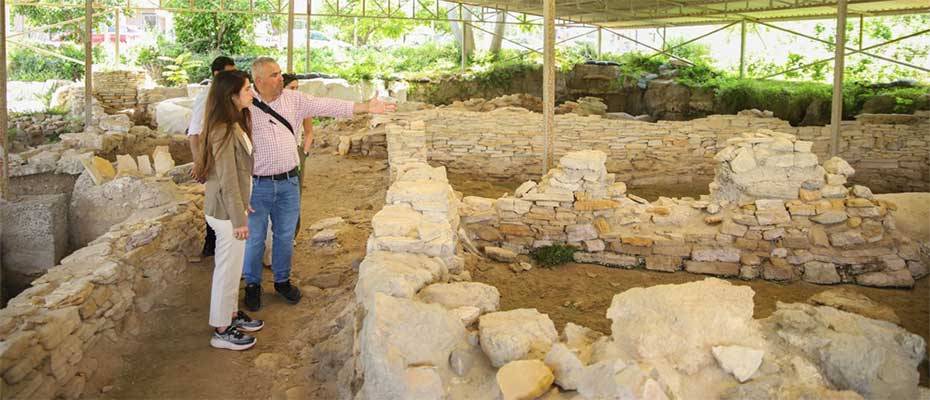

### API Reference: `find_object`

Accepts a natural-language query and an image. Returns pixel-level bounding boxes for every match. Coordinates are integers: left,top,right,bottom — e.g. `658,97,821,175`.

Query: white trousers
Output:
206,215,245,328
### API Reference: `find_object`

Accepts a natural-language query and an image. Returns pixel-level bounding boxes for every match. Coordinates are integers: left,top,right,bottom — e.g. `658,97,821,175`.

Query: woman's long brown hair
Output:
195,70,252,181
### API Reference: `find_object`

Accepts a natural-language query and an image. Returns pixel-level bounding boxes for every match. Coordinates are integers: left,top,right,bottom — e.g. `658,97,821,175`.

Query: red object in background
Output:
90,26,143,44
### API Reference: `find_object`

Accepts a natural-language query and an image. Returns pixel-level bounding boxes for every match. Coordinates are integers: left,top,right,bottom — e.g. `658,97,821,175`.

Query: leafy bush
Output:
530,245,577,267
9,43,104,81
713,79,833,124
159,52,200,87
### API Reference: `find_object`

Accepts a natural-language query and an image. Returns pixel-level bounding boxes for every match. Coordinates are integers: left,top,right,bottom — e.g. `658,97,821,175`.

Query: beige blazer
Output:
203,123,253,228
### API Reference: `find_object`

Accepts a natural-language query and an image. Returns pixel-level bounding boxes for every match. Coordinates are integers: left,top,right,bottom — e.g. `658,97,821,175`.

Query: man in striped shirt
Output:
243,57,395,311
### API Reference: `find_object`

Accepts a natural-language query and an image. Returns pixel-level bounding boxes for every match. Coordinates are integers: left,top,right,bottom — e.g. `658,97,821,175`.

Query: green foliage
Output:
530,245,577,268
713,79,832,124
12,0,123,42
9,43,104,81
664,37,713,66
316,0,448,46
171,11,253,54
158,52,200,87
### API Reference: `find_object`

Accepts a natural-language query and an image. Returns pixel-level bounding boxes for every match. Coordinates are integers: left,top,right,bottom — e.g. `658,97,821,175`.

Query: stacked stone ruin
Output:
0,167,204,399
346,122,928,399
369,108,929,193
456,130,925,288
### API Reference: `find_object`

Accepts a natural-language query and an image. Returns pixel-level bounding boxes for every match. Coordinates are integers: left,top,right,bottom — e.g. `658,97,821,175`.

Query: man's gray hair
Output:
251,57,278,75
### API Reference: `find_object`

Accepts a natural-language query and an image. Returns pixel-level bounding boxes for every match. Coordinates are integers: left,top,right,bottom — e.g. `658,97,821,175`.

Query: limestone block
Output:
712,345,764,383
136,155,154,175
606,278,763,374
1,194,69,284
762,302,924,399
358,294,466,400
559,150,607,172
515,181,538,198
403,366,445,400
152,145,175,176
417,282,500,314
544,343,585,390
685,261,740,277
355,251,446,309
575,359,660,400
755,209,791,226
851,185,873,199
645,256,682,272
116,154,139,176
720,220,748,237
497,359,554,400
802,261,841,284
811,210,848,225
486,246,518,263
573,252,638,268
829,230,865,247
856,270,915,288
566,224,598,242
79,156,116,185
498,198,533,215
808,288,900,325
730,147,757,173
823,157,855,177
479,309,558,367
451,306,481,327
826,173,847,186
98,113,132,133
692,247,741,263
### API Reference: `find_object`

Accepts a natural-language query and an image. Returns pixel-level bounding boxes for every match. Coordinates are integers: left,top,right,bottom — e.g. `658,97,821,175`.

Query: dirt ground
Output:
96,154,928,398
97,153,388,399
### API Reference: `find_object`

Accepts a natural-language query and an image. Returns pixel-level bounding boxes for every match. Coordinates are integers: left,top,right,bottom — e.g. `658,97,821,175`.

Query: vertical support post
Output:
305,0,311,73
542,0,555,174
286,0,295,72
1,0,9,199
661,26,666,50
597,26,602,58
858,14,863,50
830,0,847,157
114,8,120,64
84,0,93,130
739,19,746,78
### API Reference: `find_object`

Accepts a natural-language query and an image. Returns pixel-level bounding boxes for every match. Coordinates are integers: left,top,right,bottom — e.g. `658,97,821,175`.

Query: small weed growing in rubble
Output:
531,245,577,267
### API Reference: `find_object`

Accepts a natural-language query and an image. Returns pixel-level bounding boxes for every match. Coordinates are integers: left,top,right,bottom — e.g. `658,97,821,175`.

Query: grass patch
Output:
530,244,578,267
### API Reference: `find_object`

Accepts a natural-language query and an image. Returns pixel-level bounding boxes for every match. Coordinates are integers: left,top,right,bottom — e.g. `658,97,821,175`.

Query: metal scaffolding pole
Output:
1,0,8,199
830,0,847,157
739,19,746,78
542,0,554,174
597,27,602,58
287,0,295,72
114,8,120,64
304,0,313,74
84,0,93,130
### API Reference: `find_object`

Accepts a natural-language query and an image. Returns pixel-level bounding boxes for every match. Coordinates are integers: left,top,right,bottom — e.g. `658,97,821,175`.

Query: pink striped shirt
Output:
250,89,354,175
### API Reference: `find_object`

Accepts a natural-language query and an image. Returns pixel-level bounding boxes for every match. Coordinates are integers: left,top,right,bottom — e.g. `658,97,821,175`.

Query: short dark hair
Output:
210,56,236,73
282,73,298,87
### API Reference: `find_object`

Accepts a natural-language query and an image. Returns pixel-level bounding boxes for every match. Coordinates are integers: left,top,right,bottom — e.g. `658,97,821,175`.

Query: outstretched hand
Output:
367,97,397,114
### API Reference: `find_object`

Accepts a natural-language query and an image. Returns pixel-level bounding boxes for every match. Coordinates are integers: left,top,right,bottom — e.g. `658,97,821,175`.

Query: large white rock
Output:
355,251,447,309
575,359,661,400
559,150,607,172
479,309,558,367
358,294,467,400
544,343,585,390
98,113,131,133
154,97,193,134
606,278,764,374
711,345,764,383
823,156,855,177
417,282,500,314
152,145,175,176
763,302,925,399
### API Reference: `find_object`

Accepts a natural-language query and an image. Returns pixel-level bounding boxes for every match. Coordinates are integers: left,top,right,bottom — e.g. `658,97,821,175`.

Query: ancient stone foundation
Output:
373,108,930,193
345,120,928,399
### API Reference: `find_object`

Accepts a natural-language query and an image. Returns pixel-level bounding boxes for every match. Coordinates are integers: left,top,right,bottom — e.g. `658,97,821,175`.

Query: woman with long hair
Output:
197,70,264,350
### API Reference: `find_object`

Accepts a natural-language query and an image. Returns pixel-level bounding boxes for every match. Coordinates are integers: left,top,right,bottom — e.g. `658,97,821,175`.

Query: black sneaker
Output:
210,326,256,351
231,310,264,332
274,281,302,304
245,283,262,311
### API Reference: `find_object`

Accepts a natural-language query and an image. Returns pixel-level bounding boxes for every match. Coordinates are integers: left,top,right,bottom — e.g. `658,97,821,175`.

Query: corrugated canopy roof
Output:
451,0,930,28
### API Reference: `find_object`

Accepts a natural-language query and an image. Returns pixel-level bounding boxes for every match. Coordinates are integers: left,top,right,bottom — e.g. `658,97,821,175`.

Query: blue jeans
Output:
243,175,300,285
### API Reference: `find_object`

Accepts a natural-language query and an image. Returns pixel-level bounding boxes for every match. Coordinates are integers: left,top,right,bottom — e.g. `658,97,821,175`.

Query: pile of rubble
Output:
444,94,609,117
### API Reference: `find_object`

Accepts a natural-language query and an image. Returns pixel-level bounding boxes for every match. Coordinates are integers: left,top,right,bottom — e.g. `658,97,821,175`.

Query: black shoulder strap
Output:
252,98,295,136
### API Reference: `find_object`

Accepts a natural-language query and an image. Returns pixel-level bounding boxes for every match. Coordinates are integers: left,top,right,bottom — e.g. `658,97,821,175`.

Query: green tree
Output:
12,0,123,42
316,0,446,46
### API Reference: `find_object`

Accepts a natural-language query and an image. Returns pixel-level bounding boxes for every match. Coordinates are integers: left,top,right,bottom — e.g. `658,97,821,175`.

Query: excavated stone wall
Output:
373,109,930,193
345,119,928,400
0,178,204,399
